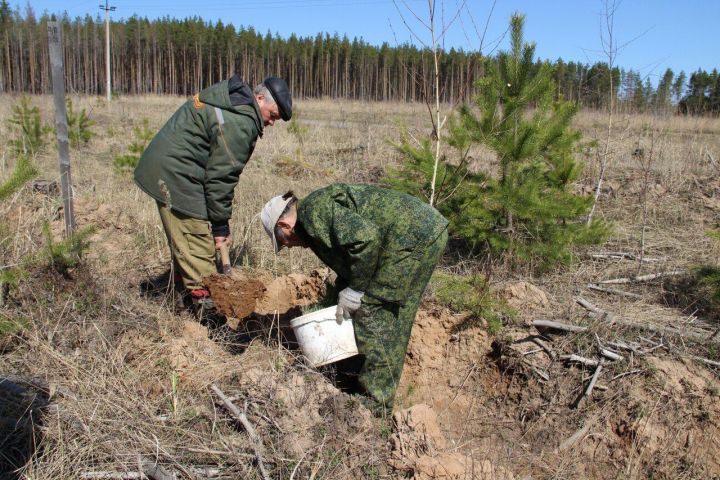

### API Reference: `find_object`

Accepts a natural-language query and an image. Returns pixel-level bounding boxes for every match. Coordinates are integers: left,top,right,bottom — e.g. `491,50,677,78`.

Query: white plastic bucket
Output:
290,305,359,367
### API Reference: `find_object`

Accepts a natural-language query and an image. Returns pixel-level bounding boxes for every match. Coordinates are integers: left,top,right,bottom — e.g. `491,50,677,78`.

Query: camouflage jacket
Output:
296,183,448,304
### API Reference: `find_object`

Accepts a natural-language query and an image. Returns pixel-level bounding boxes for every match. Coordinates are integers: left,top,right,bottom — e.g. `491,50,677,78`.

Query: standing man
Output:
260,184,448,412
135,75,292,315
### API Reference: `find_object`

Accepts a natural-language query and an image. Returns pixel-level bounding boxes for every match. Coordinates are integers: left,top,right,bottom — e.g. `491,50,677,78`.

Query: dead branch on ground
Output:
211,384,271,480
80,473,145,480
591,252,659,263
573,359,605,409
533,320,588,333
560,354,600,368
687,355,720,368
576,296,719,345
599,270,686,285
587,284,642,299
558,422,591,451
530,336,557,360
600,348,623,361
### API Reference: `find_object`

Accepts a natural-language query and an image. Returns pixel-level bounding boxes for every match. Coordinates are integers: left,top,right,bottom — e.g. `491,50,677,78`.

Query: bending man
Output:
260,183,448,411
134,75,292,316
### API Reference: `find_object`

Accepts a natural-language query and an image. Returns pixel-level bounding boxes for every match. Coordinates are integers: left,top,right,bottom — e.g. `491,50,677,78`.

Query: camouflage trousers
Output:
352,228,448,409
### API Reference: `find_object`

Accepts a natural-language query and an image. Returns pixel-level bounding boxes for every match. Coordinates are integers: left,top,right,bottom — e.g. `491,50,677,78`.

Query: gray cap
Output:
260,194,294,253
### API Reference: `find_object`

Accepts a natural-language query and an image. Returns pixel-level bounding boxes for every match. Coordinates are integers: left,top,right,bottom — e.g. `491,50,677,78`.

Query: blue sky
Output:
22,0,718,83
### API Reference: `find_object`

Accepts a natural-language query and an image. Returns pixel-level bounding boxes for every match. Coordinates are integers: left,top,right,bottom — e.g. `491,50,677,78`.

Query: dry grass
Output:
2,94,720,479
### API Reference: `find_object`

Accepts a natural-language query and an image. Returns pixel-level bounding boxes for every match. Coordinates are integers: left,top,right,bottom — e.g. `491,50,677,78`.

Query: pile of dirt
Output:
497,281,550,316
165,319,389,478
205,268,329,318
165,320,234,388
399,308,492,423
236,364,381,459
390,404,514,480
395,299,720,478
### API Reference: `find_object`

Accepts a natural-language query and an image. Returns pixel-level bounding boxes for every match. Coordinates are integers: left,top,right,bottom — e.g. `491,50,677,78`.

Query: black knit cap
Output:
263,77,292,121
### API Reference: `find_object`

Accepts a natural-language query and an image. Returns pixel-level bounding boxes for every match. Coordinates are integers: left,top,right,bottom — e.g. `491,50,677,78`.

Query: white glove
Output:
336,287,364,323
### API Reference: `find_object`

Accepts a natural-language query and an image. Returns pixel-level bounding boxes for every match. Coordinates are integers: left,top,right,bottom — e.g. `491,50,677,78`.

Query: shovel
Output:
218,242,232,275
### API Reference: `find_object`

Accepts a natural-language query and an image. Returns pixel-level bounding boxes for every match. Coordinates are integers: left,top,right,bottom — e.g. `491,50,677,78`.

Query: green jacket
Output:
134,78,263,225
296,183,448,304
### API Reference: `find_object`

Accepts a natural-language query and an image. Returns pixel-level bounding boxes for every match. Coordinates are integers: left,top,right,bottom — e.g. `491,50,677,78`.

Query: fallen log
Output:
533,320,588,333
606,341,643,355
575,297,720,345
594,334,623,361
600,348,624,362
584,359,605,399
80,473,144,480
688,355,720,368
574,359,605,408
587,284,642,299
591,252,659,263
559,354,600,367
598,270,685,285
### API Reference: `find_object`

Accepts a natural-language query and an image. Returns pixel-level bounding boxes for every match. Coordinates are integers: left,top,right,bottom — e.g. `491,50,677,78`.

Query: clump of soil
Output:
203,272,266,319
205,268,329,318
254,268,329,314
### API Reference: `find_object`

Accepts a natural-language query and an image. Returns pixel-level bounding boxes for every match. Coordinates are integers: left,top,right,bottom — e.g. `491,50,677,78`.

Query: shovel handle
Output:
218,243,232,274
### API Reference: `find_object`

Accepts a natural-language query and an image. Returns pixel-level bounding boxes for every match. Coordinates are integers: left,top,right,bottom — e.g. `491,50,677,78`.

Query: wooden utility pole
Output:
47,21,75,236
99,0,115,101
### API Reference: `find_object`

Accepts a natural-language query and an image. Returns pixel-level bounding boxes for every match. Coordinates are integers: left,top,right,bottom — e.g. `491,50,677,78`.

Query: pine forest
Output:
1,2,718,115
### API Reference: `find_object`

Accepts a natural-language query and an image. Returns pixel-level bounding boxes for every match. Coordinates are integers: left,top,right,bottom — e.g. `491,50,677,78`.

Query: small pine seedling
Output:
66,98,95,148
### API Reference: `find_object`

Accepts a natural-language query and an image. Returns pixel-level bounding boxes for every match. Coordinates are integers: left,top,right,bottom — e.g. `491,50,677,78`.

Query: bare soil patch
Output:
392,280,720,479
